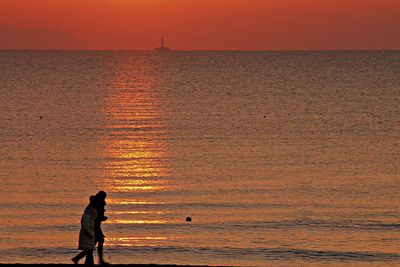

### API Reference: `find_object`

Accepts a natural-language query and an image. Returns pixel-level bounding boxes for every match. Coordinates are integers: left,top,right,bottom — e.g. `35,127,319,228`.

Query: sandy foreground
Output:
0,264,219,267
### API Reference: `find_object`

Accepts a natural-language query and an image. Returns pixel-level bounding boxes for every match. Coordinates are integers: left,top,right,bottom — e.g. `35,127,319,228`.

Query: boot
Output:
98,246,110,265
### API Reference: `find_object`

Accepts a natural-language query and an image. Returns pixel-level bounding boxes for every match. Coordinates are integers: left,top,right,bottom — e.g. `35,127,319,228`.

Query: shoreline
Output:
0,264,217,267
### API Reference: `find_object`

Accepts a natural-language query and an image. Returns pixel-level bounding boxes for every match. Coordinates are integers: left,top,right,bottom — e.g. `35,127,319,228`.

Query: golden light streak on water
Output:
106,199,164,205
102,59,170,196
112,185,167,191
100,60,171,231
110,219,167,224
111,237,168,241
112,179,166,186
106,236,171,247
109,178,169,192
109,211,167,215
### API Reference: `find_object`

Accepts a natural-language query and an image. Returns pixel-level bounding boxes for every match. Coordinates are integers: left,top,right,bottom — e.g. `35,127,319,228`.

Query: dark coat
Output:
94,198,107,241
78,206,97,250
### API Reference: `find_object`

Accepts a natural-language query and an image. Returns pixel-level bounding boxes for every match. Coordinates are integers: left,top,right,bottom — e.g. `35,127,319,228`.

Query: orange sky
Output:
0,0,399,50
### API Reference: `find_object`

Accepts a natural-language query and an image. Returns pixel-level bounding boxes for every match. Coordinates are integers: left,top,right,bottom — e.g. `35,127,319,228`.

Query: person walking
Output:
94,190,109,265
71,196,98,265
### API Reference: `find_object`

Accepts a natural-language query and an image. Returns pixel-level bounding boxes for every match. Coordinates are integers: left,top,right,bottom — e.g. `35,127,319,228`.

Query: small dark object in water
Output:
39,116,43,119
186,217,192,222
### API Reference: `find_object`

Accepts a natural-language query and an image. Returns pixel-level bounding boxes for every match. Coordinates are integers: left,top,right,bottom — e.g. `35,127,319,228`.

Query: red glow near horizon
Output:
0,0,399,50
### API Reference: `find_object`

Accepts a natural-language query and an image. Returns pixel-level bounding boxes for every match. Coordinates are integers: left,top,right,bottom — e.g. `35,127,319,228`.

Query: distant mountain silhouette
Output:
0,26,85,50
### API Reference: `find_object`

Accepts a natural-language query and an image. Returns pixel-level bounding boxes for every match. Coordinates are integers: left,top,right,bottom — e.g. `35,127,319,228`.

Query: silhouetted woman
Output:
71,196,97,265
94,190,109,264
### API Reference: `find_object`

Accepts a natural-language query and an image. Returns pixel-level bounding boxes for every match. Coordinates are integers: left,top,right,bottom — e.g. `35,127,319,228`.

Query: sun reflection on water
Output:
110,219,167,224
106,199,165,205
110,178,168,192
109,211,167,215
101,59,170,230
107,236,171,247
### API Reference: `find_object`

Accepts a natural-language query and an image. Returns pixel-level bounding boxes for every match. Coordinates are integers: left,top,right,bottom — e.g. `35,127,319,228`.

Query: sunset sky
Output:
0,0,399,50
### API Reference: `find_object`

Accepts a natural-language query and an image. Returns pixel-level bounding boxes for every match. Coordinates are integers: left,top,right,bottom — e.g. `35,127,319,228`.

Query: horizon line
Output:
0,48,399,52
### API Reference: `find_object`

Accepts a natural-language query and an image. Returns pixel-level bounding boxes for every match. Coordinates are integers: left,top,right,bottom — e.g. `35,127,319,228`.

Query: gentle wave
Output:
1,246,399,263
118,246,400,262
3,220,398,233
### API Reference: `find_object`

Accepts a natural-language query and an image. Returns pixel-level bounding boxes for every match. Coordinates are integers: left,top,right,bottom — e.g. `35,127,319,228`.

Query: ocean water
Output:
0,51,399,266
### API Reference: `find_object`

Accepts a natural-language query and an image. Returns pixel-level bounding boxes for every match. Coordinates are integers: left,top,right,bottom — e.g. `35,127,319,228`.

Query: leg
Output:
97,236,109,264
95,229,108,264
84,250,94,265
71,250,86,264
97,238,104,259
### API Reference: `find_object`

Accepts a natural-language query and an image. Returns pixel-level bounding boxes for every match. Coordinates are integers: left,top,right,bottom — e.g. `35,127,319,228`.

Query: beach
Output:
0,265,211,267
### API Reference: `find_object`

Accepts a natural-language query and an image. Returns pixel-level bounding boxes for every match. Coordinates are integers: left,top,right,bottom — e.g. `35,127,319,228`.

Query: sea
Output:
0,51,399,266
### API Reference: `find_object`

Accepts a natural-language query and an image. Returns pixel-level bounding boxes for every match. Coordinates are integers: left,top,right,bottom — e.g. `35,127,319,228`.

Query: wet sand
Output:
0,264,215,267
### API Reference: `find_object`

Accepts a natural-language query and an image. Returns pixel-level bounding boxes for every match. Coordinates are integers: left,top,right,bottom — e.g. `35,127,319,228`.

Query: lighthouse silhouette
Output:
154,37,170,51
